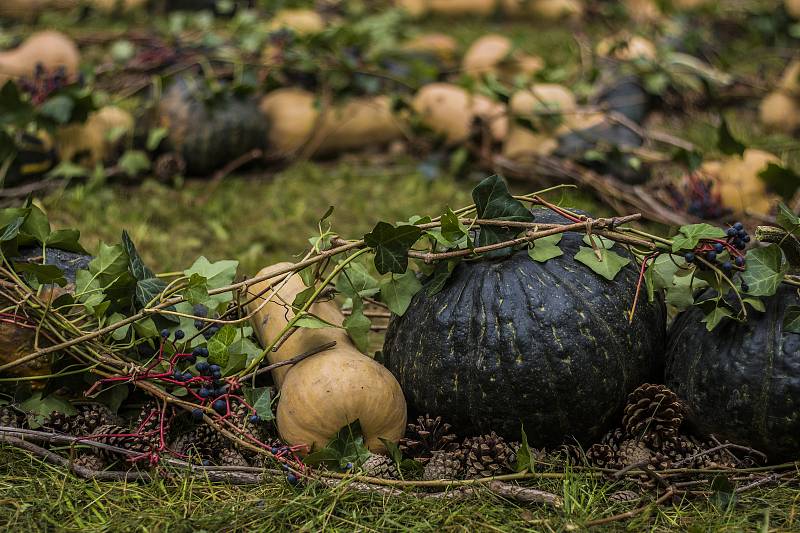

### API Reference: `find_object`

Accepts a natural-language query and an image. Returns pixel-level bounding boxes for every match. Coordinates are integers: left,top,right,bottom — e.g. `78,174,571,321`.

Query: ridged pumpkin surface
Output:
382,210,666,446
666,286,800,461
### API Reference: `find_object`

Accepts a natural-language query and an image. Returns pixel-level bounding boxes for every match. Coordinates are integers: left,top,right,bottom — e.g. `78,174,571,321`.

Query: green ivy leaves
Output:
472,174,535,247
364,221,421,275
671,224,727,252
740,245,786,297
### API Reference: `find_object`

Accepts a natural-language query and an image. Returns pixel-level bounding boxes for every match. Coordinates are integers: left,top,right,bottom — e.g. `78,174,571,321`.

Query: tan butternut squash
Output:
759,91,800,134
0,0,78,21
248,263,407,453
0,31,80,86
510,84,577,133
402,33,459,63
266,9,325,34
596,34,657,61
788,0,800,19
710,149,780,216
779,60,800,96
462,34,544,81
55,106,134,165
412,83,507,144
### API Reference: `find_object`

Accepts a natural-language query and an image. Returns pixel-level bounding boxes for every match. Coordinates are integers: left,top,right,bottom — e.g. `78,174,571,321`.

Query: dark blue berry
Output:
713,243,724,253
735,256,745,267
199,388,211,398
193,304,208,317
722,261,732,271
192,347,204,357
196,361,209,374
706,251,717,262
187,356,197,365
212,399,227,414
200,347,209,357
173,370,184,381
726,227,737,237
735,241,746,250
743,235,750,243
287,474,299,485
183,372,193,381
161,329,170,338
741,282,750,292
174,329,185,340
209,364,220,372
345,462,353,470
249,414,260,424
194,320,205,330
212,371,222,379
192,408,204,420
733,222,744,231
271,447,279,454
684,252,695,263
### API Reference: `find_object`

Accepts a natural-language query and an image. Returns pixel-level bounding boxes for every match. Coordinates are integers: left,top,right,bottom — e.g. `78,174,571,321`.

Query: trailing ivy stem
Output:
695,256,747,319
628,253,658,323
238,248,370,377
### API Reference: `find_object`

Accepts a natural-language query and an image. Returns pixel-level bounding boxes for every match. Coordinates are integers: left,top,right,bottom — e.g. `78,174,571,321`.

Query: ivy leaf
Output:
0,213,27,242
574,246,631,281
121,230,155,281
783,305,800,334
743,297,765,313
515,425,533,473
291,286,316,310
343,299,371,352
89,242,129,286
759,164,800,200
440,207,467,243
528,233,563,262
702,305,733,331
295,314,335,329
776,203,800,237
132,317,159,339
336,260,380,300
146,127,169,151
183,273,209,306
717,117,745,156
46,229,85,254
20,392,76,429
184,257,239,309
13,262,67,286
135,277,168,309
650,254,684,290
380,270,422,316
21,204,51,244
425,259,458,296
118,150,151,177
740,244,786,297
207,325,238,366
39,95,75,124
108,312,131,341
222,352,247,376
364,221,422,275
245,387,275,421
471,175,535,247
672,224,727,252
582,234,615,249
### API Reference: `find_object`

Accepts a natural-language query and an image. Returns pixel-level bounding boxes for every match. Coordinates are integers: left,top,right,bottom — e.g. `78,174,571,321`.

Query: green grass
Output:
1,447,797,532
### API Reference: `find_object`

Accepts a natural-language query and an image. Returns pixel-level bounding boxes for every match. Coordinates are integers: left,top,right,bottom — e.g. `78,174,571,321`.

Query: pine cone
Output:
73,453,107,471
42,403,117,436
360,454,399,479
423,450,464,480
218,446,250,467
552,443,584,465
586,443,619,469
601,427,625,452
622,384,685,449
171,425,226,462
91,424,154,459
153,152,186,181
609,490,640,502
617,439,652,467
463,432,516,478
399,414,459,464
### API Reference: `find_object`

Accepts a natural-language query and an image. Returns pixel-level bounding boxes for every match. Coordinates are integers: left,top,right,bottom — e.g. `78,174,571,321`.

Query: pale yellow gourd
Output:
266,9,325,34
412,83,473,144
510,84,577,133
759,91,800,134
462,34,544,81
247,263,407,453
55,106,134,165
503,0,583,18
258,90,402,157
788,0,800,19
596,34,657,61
402,33,459,63
89,0,147,13
708,149,780,216
0,31,80,85
501,126,558,161
779,60,800,96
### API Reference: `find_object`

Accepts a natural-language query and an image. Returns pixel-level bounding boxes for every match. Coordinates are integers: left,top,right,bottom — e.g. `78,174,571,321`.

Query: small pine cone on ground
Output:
463,432,516,478
617,439,653,468
609,490,640,503
360,454,399,479
91,424,154,459
586,443,619,469
423,450,465,481
622,384,685,449
72,453,107,471
42,403,118,436
218,446,250,467
399,414,459,464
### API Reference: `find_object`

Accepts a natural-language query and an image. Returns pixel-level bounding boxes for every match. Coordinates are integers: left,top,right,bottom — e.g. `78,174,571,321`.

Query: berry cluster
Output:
18,63,82,105
669,173,729,220
191,304,221,339
683,222,750,292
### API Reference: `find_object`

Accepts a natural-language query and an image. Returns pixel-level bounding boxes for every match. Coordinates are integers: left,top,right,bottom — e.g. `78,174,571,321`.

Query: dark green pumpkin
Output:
665,285,800,461
157,77,268,175
382,210,666,446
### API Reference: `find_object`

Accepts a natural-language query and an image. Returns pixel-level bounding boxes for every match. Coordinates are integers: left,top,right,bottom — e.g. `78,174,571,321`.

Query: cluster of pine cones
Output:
1,400,278,471
358,384,748,481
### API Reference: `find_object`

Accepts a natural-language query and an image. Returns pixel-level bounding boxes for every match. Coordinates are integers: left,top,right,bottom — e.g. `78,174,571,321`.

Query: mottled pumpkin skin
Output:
666,286,800,461
382,211,666,446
